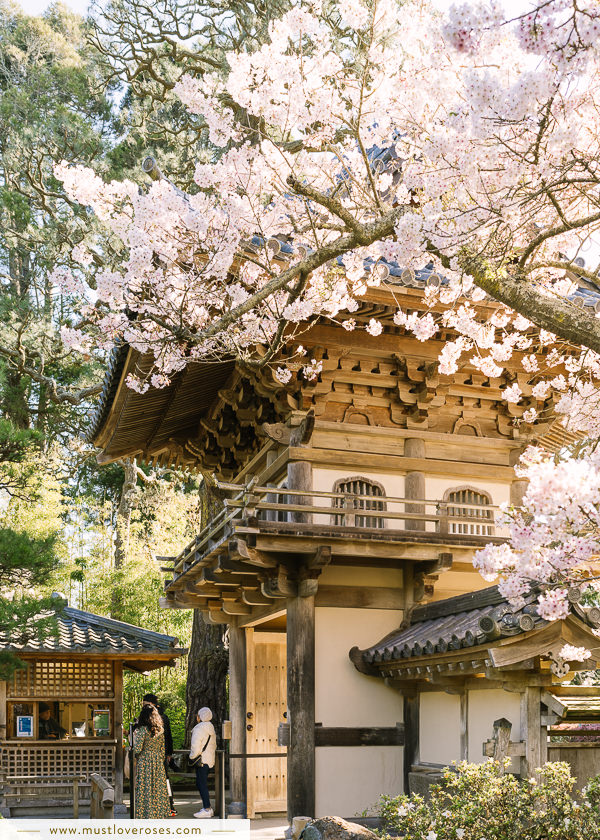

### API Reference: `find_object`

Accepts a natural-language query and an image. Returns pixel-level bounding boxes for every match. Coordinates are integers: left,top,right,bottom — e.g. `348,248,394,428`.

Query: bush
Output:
377,761,600,840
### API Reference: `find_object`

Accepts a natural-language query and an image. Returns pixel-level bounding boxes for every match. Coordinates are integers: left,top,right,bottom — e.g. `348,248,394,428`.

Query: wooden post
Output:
511,480,528,507
404,439,425,531
229,626,247,816
0,680,7,741
73,778,79,819
114,661,124,805
403,694,419,794
287,460,313,524
460,691,468,762
265,449,279,522
287,594,315,819
522,687,542,779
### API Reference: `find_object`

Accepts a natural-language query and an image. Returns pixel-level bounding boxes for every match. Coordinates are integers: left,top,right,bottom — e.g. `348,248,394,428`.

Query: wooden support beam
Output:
241,588,275,606
229,627,247,816
287,594,315,819
315,586,405,610
522,686,542,779
403,695,419,794
235,540,278,568
113,662,124,805
287,445,517,481
278,724,404,747
221,601,253,616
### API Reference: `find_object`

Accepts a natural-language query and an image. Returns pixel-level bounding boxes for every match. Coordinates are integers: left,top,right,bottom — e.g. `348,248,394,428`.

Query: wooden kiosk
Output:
0,598,185,816
88,261,592,819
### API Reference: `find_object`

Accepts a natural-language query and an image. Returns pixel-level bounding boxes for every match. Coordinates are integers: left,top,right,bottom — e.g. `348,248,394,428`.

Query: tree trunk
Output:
112,458,138,616
185,610,229,745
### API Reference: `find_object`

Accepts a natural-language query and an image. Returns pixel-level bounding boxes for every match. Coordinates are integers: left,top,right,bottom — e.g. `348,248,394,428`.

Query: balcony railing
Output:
168,482,506,577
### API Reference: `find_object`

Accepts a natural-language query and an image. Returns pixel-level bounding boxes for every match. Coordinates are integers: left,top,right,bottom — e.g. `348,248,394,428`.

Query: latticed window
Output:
443,487,494,536
8,660,114,699
332,477,386,528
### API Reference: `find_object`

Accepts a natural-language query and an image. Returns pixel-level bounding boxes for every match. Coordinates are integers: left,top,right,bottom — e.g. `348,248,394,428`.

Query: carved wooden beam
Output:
235,539,278,568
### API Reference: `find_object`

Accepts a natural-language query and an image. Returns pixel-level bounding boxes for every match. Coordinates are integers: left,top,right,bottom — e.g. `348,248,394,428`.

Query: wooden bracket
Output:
261,565,298,598
235,539,278,568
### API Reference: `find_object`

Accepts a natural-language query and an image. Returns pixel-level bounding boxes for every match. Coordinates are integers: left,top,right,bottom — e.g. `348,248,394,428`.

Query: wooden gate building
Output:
89,270,592,819
0,599,185,815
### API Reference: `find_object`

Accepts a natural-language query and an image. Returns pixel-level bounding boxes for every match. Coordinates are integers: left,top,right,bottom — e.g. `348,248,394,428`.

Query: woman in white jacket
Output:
190,707,216,818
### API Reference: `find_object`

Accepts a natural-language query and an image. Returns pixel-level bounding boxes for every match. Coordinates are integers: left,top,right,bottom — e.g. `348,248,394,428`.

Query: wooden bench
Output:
4,775,87,817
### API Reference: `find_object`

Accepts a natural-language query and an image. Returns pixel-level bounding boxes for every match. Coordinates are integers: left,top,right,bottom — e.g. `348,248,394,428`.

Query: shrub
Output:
377,760,600,840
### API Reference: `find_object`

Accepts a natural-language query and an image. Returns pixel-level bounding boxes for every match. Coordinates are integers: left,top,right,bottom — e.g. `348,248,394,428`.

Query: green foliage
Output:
377,761,600,840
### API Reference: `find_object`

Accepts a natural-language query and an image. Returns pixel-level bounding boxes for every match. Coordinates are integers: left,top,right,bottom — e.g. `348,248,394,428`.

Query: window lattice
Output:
332,477,386,528
445,488,494,536
8,660,113,699
0,744,115,786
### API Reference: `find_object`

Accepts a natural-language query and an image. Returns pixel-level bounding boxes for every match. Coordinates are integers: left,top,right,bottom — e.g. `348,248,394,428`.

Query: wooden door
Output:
246,630,287,817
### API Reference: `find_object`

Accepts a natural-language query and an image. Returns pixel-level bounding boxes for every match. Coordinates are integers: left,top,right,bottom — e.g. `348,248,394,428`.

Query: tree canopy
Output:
52,0,600,624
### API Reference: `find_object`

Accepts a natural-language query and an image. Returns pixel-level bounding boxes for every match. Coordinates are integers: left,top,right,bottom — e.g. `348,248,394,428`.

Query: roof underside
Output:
89,346,235,465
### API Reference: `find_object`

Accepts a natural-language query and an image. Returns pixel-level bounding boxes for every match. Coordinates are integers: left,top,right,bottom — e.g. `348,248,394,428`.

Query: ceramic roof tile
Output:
0,604,182,657
360,585,600,666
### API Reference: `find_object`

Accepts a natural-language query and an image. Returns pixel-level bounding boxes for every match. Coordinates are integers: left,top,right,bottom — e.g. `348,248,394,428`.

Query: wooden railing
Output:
169,482,505,575
90,772,115,818
0,742,115,788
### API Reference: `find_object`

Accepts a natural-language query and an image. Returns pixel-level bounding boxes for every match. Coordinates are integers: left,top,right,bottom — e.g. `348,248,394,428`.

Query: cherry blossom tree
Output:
54,0,600,620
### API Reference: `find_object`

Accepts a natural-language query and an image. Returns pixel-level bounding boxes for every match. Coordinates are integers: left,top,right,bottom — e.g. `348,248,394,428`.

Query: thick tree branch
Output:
0,345,102,406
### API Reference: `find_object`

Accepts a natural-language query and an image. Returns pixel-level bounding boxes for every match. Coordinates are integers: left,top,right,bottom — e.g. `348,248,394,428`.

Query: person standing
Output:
190,707,216,819
143,693,177,816
133,703,171,819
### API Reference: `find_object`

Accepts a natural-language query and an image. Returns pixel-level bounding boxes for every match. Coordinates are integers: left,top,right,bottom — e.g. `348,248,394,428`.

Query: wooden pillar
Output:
265,449,279,522
404,439,425,531
511,480,528,507
286,595,315,819
229,626,247,816
403,694,419,794
459,691,468,762
113,661,124,805
521,686,542,778
0,680,7,742
287,460,313,524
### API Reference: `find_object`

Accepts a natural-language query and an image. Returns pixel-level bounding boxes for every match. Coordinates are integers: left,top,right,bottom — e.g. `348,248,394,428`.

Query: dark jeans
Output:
195,763,211,810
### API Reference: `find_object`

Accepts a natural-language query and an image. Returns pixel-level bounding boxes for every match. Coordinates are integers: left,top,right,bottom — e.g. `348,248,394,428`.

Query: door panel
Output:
246,630,287,816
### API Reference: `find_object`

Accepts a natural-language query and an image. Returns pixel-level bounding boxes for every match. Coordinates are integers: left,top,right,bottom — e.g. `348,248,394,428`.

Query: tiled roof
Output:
86,341,129,443
359,585,600,666
1,603,184,657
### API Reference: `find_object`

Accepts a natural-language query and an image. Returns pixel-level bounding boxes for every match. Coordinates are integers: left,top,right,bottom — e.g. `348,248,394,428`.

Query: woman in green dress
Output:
133,703,171,818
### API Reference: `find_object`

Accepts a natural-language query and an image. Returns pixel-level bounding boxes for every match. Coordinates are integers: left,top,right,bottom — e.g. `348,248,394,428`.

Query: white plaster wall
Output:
313,468,405,497
315,607,404,726
467,689,521,771
312,468,405,528
425,476,511,507
419,693,461,765
319,565,403,589
314,607,404,818
315,747,402,818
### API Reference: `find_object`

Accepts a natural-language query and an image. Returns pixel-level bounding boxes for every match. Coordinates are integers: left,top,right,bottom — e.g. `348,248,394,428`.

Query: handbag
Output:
189,734,212,768
124,749,130,779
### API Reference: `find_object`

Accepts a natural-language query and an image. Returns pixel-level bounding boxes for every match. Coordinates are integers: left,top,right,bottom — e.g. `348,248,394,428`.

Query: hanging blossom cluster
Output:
49,0,600,623
51,0,600,396
475,444,600,619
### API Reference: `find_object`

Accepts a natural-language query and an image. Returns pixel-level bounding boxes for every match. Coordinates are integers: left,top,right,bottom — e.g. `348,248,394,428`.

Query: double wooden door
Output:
246,630,287,816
